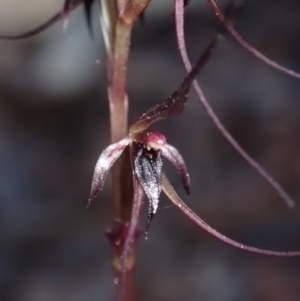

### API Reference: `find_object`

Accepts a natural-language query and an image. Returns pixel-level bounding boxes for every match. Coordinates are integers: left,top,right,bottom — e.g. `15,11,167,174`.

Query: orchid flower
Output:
1,2,299,208
1,0,297,264
88,53,194,237
2,1,300,300
88,27,300,257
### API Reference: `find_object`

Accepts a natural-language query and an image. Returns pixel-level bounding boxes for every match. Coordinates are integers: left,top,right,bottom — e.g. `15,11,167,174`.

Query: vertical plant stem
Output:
104,2,151,300
108,19,132,218
106,17,137,301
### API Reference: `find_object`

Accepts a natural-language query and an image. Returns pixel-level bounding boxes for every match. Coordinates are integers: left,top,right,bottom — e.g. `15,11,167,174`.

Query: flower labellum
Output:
132,141,163,238
89,127,190,237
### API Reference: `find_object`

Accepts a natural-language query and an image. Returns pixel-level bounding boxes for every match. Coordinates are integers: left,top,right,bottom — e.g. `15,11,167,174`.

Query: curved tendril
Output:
205,0,300,79
162,174,300,257
118,177,144,301
174,0,295,208
0,0,83,40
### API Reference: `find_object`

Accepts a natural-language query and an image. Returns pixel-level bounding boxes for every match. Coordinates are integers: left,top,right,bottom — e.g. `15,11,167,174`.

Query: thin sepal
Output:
129,89,188,133
174,0,295,208
162,174,300,257
129,19,218,134
205,0,300,79
161,143,190,195
88,137,131,206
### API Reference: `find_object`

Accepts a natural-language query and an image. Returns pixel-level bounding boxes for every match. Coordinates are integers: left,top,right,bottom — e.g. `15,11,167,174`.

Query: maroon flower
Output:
2,1,300,298
88,34,300,258
1,0,297,257
88,53,194,237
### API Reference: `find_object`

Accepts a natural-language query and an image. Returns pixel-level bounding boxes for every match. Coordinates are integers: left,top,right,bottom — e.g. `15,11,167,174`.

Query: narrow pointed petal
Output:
130,1,224,134
174,0,295,208
205,0,300,79
131,52,210,132
118,176,144,301
88,137,131,206
162,174,300,257
129,89,188,133
144,0,240,132
132,142,163,236
161,143,190,195
0,0,83,40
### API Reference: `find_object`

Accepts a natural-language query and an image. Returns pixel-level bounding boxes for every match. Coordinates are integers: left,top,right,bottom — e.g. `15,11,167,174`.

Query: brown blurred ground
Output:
0,0,300,300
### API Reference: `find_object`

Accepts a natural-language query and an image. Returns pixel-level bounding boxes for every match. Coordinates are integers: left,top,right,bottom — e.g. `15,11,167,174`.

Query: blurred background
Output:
0,0,300,300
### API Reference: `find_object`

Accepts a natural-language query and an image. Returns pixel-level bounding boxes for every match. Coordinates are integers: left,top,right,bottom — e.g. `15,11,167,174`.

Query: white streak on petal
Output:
88,137,131,205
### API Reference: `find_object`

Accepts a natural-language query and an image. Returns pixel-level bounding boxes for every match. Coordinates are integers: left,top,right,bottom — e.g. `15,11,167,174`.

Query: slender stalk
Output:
108,19,132,218
106,18,136,301
104,1,151,299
